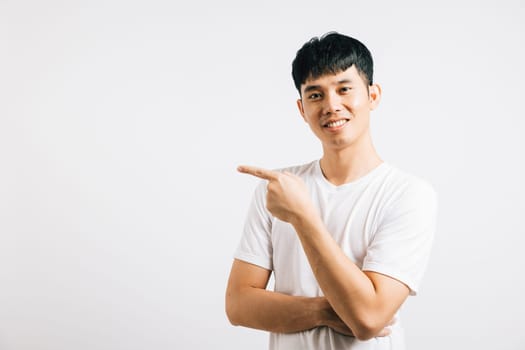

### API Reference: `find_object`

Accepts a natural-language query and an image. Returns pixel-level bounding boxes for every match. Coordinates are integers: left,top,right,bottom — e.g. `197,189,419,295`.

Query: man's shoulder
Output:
274,160,319,178
381,164,438,207
388,164,435,190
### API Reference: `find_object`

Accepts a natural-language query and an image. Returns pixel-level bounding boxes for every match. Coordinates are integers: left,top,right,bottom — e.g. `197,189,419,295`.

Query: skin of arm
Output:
236,166,410,341
225,259,356,335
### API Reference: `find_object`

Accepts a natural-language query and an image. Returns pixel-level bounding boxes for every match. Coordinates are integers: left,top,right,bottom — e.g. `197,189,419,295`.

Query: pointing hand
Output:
238,165,316,224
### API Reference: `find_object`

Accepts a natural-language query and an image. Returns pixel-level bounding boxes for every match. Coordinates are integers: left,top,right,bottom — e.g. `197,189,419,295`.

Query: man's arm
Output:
237,166,410,341
291,214,409,340
225,259,357,335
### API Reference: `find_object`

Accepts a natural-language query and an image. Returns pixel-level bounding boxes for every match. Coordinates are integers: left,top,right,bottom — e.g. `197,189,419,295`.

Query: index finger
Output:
237,165,279,181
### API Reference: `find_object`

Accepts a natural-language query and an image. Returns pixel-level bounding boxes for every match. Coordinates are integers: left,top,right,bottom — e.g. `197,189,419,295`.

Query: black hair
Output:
291,32,374,94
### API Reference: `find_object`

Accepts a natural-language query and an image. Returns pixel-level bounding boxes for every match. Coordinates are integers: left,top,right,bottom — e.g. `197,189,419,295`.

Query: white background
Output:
1,0,524,349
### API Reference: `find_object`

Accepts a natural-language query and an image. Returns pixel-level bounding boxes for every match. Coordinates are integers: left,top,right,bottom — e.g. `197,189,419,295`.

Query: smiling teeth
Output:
325,119,347,128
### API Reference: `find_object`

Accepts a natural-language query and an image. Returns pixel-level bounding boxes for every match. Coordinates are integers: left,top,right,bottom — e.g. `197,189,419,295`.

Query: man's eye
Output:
308,93,322,100
340,87,352,93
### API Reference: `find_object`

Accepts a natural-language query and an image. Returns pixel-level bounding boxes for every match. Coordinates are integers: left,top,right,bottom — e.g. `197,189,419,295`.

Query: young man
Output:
225,32,437,349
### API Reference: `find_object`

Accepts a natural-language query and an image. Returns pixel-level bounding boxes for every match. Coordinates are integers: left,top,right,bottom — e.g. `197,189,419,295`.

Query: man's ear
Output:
369,83,382,111
296,99,307,122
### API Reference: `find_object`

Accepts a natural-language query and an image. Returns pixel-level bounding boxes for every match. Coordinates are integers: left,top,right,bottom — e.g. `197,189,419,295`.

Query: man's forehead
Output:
301,66,361,90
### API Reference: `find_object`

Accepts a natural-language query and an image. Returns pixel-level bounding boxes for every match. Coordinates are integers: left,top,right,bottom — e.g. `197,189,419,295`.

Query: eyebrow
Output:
302,79,354,94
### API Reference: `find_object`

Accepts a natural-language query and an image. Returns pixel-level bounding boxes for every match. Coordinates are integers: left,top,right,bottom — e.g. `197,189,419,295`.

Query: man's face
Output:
297,65,381,152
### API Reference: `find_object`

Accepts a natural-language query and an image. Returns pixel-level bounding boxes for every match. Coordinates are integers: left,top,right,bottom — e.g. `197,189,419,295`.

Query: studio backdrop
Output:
1,1,524,349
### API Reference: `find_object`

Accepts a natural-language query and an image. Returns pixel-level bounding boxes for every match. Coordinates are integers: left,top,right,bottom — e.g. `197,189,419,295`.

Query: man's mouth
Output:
323,118,350,128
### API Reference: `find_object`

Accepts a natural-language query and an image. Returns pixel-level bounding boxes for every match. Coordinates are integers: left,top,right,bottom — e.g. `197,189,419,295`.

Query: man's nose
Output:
322,92,343,115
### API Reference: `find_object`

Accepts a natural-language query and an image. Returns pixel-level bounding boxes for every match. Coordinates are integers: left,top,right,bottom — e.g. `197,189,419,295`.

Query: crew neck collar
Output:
315,160,389,192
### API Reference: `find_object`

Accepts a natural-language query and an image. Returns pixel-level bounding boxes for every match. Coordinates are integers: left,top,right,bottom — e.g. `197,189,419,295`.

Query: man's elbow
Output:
225,306,241,327
225,293,242,326
351,316,386,341
353,326,381,341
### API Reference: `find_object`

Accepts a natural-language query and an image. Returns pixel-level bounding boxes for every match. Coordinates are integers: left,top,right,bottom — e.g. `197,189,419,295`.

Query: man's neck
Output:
320,140,382,186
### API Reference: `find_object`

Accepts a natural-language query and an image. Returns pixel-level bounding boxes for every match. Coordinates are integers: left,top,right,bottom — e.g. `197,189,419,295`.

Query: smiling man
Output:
225,32,437,350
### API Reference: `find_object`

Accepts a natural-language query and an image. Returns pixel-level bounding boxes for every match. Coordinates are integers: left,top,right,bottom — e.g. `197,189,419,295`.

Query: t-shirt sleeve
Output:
233,181,273,271
362,179,438,295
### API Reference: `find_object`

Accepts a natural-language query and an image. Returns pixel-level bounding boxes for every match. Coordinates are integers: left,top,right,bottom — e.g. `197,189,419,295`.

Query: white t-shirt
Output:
234,160,437,350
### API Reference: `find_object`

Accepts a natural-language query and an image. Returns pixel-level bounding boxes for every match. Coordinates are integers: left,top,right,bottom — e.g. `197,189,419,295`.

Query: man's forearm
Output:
290,211,404,340
226,286,334,334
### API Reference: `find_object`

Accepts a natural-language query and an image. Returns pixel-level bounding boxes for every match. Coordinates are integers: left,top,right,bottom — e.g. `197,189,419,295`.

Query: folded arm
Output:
225,259,356,335
291,214,409,340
